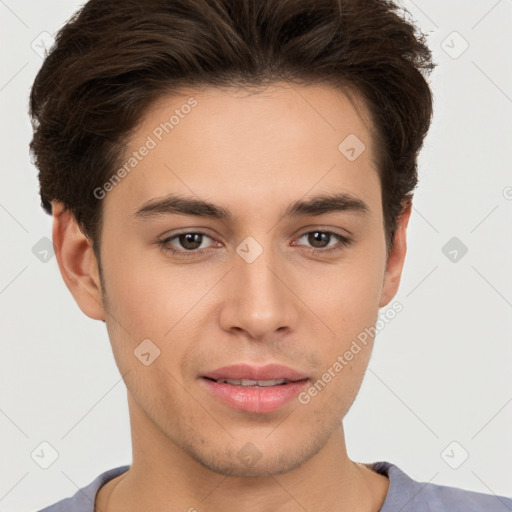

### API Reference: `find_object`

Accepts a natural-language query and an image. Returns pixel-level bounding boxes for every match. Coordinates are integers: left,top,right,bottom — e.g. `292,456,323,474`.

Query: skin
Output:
52,83,411,512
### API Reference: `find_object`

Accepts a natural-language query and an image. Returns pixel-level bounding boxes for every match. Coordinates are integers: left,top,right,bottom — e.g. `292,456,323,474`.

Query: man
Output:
29,0,512,510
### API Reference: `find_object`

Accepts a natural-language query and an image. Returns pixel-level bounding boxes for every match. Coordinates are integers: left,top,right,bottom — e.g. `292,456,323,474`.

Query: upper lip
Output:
202,363,309,382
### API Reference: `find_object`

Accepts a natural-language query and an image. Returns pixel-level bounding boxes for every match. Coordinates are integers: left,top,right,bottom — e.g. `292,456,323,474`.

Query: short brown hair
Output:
29,0,435,260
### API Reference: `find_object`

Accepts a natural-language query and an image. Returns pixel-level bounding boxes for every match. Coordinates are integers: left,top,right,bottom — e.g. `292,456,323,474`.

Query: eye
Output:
295,230,353,254
158,231,216,257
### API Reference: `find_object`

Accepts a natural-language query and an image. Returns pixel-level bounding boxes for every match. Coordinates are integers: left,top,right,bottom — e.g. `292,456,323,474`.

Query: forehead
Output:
102,82,381,223
139,82,375,152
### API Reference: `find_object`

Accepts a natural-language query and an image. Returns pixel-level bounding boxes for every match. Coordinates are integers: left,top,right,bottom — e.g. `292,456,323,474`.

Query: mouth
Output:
203,377,299,387
199,364,310,413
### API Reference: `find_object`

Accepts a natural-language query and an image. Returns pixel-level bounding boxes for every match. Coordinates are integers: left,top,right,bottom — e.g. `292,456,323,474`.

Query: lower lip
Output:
200,378,309,413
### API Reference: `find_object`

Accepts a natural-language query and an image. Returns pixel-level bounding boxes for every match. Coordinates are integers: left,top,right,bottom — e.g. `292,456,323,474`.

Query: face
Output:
56,83,409,478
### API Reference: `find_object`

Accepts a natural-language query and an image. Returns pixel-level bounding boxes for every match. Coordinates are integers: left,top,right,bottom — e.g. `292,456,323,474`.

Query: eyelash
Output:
157,230,353,258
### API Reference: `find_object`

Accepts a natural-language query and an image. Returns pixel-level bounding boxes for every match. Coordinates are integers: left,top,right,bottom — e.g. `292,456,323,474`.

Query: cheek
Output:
321,250,385,333
100,244,215,373
101,239,197,330
307,238,386,404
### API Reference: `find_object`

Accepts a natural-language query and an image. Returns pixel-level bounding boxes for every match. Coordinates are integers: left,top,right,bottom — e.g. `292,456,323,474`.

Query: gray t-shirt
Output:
35,460,512,511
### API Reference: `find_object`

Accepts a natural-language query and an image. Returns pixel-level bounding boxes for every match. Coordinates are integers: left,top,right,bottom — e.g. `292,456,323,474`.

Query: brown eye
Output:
297,230,353,253
176,233,204,250
307,231,332,248
158,231,215,257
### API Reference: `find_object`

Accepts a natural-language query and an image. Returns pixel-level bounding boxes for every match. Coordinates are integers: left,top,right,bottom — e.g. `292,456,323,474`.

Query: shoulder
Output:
365,461,512,512
34,465,130,512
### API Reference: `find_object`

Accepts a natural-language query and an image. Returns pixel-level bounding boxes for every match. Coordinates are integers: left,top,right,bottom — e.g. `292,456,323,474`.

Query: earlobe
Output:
51,201,105,321
378,201,412,308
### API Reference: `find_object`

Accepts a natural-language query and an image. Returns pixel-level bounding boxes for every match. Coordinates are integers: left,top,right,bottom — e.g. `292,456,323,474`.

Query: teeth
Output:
217,378,287,387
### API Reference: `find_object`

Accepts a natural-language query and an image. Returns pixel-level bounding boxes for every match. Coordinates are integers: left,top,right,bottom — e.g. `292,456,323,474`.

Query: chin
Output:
183,435,326,478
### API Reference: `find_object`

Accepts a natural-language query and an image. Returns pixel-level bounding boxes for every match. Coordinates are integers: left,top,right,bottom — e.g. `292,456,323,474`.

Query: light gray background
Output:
1,0,511,510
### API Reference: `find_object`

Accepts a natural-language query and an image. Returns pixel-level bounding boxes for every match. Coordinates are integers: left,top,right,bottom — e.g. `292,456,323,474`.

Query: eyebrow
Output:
133,192,370,222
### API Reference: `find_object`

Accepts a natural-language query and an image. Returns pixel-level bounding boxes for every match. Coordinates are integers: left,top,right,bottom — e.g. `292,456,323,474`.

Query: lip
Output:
200,363,310,414
202,363,309,381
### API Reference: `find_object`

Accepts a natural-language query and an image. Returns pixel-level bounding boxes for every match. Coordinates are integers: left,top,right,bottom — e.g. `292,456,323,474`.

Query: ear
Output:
379,201,412,308
51,201,105,321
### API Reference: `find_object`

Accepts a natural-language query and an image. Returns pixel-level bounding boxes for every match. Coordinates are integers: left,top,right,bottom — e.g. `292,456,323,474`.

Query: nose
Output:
219,240,298,341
